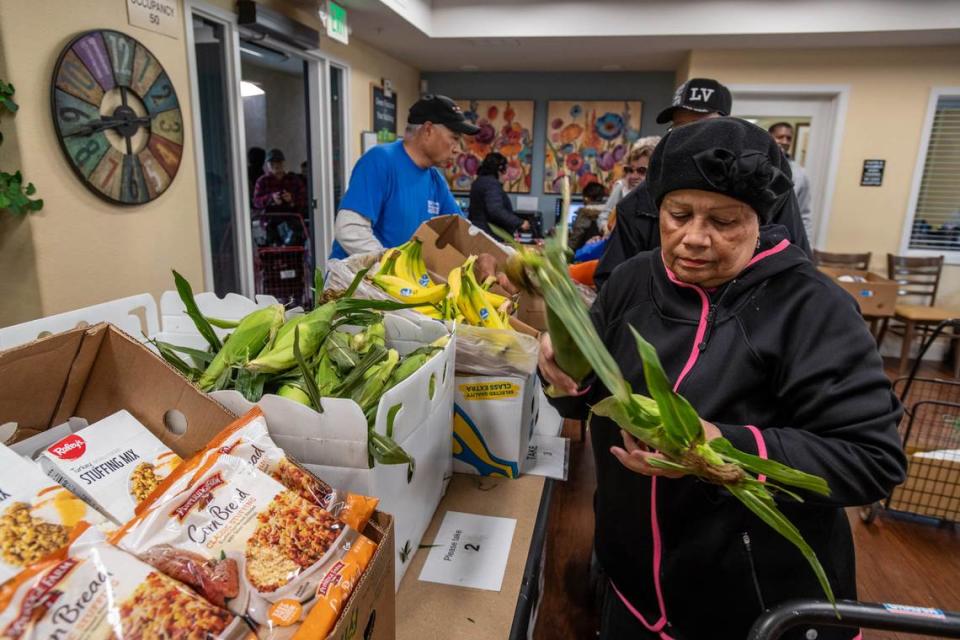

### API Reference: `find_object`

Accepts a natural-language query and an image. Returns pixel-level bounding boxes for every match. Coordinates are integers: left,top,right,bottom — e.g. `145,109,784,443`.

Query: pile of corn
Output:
153,270,446,469
369,239,516,329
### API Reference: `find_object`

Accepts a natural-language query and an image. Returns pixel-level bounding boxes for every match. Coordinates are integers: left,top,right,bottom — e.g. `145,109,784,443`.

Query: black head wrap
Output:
647,117,793,222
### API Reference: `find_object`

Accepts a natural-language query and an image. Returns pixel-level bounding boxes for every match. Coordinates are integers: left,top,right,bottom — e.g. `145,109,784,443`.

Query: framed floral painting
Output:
544,100,642,194
444,100,535,193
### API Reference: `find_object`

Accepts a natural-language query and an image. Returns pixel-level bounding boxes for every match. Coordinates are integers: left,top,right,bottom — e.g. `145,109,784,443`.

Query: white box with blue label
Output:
452,373,539,478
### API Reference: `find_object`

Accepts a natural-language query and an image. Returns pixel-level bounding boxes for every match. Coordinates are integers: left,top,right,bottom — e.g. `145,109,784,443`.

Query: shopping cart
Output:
748,599,960,639
861,319,960,525
252,212,312,309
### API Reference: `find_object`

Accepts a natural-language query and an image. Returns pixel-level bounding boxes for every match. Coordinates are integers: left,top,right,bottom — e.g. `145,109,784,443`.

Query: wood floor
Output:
535,360,960,640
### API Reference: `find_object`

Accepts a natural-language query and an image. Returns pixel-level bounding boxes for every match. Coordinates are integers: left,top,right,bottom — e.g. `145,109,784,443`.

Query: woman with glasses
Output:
599,137,660,233
468,152,530,238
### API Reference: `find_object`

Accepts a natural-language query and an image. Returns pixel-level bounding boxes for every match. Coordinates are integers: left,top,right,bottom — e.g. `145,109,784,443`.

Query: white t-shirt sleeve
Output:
335,209,385,255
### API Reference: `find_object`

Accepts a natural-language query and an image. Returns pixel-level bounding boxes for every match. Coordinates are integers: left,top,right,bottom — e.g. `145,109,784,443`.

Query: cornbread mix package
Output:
0,444,107,585
115,449,377,639
0,526,246,640
37,410,183,524
0,323,397,640
205,409,379,532
452,373,539,478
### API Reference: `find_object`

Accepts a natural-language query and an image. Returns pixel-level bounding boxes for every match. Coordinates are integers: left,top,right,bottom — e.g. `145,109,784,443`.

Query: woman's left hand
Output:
610,419,722,478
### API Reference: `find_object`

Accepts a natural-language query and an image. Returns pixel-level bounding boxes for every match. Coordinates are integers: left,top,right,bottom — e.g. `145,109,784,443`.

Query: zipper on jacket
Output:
741,531,766,612
698,280,735,352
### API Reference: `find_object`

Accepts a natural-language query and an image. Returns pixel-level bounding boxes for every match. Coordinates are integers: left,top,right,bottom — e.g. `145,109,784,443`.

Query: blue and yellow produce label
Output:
458,381,520,401
452,405,519,478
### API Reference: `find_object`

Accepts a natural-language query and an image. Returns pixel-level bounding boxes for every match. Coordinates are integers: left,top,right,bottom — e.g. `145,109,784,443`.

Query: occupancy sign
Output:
419,511,516,591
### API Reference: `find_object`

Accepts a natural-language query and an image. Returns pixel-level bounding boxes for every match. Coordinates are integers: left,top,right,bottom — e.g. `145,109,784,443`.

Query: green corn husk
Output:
314,352,342,396
506,176,838,611
247,303,337,374
353,349,400,414
277,382,312,407
326,330,361,372
198,304,285,391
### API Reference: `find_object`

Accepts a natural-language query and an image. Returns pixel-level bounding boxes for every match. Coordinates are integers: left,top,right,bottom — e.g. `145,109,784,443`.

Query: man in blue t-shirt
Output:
330,95,480,258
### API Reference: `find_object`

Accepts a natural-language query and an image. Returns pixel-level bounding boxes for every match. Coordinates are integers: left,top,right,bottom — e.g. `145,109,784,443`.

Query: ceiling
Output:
326,0,960,72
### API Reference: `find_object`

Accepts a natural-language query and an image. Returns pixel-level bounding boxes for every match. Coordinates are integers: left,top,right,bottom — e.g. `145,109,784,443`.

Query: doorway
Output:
240,40,315,308
731,85,849,249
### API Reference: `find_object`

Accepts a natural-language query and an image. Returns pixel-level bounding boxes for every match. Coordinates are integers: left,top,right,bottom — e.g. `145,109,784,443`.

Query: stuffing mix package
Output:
0,528,245,640
37,410,182,524
114,449,377,639
206,409,379,532
0,444,106,585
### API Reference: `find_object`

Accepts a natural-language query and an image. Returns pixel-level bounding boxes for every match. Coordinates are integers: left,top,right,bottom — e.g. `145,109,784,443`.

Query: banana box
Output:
452,373,539,478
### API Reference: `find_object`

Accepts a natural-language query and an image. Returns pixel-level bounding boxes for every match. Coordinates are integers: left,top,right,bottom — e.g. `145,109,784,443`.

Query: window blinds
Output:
908,95,960,251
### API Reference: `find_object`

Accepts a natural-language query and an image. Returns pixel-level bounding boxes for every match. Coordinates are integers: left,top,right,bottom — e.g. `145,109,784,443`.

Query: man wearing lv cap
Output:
330,94,479,258
593,77,811,290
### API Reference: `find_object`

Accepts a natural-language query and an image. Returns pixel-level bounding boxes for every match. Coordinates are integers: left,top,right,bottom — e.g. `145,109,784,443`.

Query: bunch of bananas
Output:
369,239,515,329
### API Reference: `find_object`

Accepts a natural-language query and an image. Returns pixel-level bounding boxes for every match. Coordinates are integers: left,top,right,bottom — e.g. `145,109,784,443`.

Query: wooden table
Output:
396,473,554,640
893,304,960,375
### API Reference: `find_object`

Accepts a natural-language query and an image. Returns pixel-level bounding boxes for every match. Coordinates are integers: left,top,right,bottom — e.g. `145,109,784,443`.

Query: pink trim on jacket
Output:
612,249,789,634
747,238,790,267
744,425,769,483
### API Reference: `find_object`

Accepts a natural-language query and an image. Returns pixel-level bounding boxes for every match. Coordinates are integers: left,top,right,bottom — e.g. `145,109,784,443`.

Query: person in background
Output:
569,182,607,252
468,152,530,238
593,77,811,290
330,95,479,258
599,136,661,231
252,148,307,213
769,122,814,242
247,146,266,204
541,117,905,639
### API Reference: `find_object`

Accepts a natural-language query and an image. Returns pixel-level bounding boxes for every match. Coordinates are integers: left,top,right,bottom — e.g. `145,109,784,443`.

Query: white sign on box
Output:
418,511,516,591
524,434,569,481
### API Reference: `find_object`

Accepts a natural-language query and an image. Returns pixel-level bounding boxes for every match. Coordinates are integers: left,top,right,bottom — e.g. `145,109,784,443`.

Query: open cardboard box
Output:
414,214,546,334
0,323,396,640
818,266,898,317
156,292,454,589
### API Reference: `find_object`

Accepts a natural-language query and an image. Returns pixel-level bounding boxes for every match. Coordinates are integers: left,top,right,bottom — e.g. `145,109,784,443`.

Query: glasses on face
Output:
623,166,648,176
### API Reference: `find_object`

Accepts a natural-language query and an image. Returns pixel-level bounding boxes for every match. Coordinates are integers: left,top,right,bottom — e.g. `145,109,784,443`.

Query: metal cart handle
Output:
748,599,960,639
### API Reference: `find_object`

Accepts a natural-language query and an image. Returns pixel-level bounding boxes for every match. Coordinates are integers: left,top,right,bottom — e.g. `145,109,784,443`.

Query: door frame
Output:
183,0,343,295
728,84,850,250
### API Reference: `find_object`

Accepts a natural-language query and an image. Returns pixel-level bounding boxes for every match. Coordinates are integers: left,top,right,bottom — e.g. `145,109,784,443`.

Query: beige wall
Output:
0,0,206,325
207,0,422,168
685,46,960,306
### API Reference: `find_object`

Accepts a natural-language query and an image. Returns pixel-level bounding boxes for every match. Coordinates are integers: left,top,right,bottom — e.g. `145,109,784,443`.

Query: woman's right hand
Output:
538,333,580,396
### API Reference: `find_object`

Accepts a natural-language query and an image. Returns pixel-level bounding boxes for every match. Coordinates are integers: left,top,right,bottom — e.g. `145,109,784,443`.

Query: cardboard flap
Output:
69,325,237,457
0,326,87,432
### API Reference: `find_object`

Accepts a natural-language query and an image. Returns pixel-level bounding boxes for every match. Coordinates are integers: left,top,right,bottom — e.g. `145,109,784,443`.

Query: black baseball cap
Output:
656,78,733,124
408,94,480,135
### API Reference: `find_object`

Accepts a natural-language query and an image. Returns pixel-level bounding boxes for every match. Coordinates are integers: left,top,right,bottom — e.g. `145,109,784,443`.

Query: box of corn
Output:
150,272,454,587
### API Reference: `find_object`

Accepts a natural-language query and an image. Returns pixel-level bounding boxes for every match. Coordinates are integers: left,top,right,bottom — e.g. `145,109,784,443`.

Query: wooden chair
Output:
813,250,872,271
876,254,960,375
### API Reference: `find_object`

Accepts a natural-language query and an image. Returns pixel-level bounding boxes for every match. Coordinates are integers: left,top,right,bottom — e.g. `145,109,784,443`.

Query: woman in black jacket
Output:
468,153,529,237
540,118,906,640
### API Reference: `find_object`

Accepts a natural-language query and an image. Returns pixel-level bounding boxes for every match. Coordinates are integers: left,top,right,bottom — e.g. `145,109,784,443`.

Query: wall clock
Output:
50,29,183,205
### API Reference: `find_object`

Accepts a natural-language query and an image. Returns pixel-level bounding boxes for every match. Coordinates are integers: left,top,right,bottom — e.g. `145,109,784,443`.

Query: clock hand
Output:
67,115,153,137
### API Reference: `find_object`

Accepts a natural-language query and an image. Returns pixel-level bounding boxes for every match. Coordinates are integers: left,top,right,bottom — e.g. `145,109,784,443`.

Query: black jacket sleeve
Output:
720,275,906,506
594,184,659,291
769,191,812,258
480,177,524,234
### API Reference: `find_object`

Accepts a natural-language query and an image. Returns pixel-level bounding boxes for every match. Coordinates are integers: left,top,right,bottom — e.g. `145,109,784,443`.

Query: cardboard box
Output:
414,215,546,333
888,448,960,521
452,373,539,478
818,267,898,317
0,323,397,640
156,293,455,589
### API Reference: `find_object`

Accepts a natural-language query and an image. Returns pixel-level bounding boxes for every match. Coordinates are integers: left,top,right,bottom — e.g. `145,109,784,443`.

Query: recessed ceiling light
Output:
240,81,264,97
460,64,479,71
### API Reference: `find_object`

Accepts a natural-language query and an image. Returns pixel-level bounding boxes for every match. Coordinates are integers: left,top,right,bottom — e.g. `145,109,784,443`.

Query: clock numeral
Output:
152,83,172,105
63,59,97,91
158,117,181,134
75,139,103,165
58,107,88,123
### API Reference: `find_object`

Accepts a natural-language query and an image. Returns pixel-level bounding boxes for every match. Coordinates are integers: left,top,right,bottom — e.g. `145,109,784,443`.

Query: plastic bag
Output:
325,254,540,377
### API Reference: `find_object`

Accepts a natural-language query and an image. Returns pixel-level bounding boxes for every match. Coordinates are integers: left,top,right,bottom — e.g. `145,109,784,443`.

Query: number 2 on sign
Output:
464,543,480,552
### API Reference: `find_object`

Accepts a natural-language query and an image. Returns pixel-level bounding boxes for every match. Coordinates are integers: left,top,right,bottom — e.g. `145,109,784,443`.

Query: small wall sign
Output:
861,159,885,187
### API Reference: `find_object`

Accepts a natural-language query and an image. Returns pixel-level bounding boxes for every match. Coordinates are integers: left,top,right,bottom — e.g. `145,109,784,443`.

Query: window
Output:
905,90,960,256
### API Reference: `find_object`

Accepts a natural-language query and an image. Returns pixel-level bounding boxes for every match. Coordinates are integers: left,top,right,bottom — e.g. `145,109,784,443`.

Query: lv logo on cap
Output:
689,88,715,102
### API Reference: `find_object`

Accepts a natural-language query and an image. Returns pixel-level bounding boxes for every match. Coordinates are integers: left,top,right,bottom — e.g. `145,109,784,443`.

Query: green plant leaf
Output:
590,396,661,447
149,338,201,380
205,316,241,329
729,483,837,610
154,340,216,367
293,324,325,412
172,270,222,352
629,326,703,448
344,266,370,297
709,438,830,497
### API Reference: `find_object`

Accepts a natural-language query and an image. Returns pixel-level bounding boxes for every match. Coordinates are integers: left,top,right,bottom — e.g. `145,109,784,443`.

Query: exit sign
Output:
327,1,348,44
